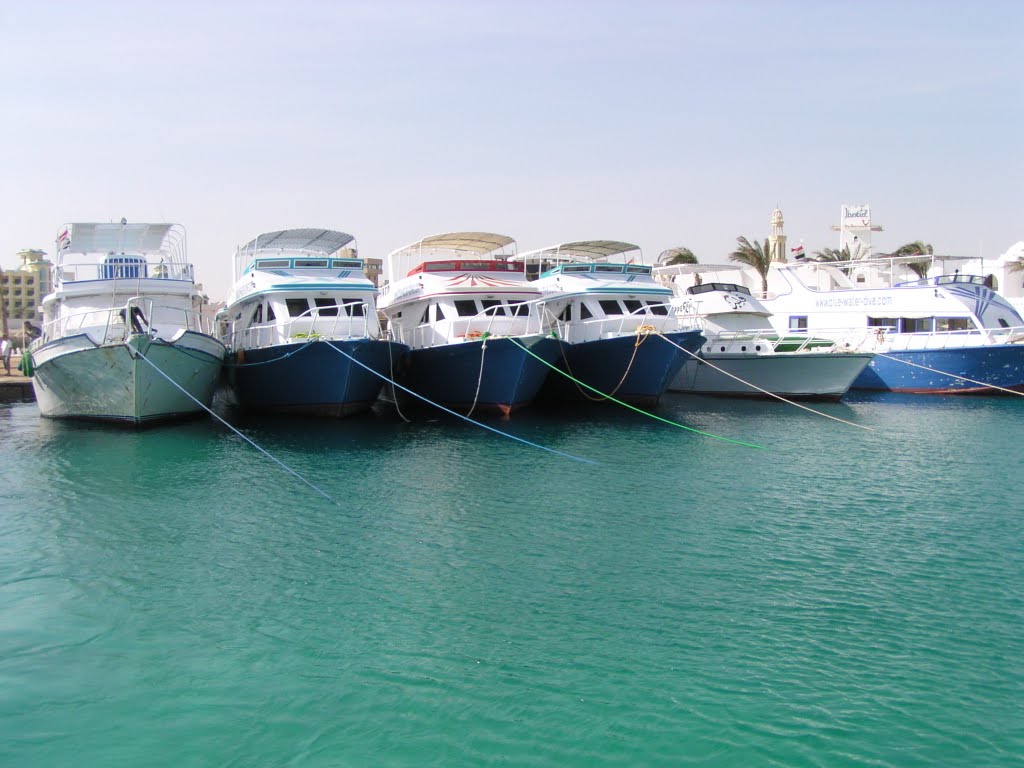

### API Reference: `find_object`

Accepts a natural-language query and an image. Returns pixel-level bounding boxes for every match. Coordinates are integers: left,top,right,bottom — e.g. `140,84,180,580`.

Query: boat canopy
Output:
385,232,517,285
240,229,356,256
390,232,516,258
56,222,186,262
514,240,642,265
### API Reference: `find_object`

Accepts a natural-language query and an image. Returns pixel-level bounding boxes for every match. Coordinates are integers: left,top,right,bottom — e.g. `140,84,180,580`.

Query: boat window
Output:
646,302,669,316
595,265,624,273
419,306,430,324
563,265,592,273
454,300,478,317
331,259,362,268
102,255,147,279
789,316,808,331
252,304,263,324
286,298,310,317
557,304,571,322
507,300,529,317
314,297,339,316
266,303,276,322
480,299,504,316
295,259,328,268
998,318,1009,328
256,259,290,269
626,265,651,274
935,317,972,332
867,317,898,329
622,299,643,314
599,300,623,315
425,262,458,272
343,300,365,317
900,317,933,333
579,303,594,320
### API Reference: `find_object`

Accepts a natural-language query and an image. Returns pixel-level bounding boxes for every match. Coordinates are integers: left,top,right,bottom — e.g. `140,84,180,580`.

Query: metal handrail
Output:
227,300,377,351
386,298,547,349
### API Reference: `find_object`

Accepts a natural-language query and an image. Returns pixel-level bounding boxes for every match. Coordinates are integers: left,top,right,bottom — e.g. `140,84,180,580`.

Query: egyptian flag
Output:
58,228,71,251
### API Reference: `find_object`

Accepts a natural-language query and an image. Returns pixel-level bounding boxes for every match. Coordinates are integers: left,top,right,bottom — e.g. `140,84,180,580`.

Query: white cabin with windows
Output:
378,232,548,348
220,229,385,352
514,241,680,343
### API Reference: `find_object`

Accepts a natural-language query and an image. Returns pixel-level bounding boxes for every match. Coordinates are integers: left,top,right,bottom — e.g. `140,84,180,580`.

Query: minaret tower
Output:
768,207,788,263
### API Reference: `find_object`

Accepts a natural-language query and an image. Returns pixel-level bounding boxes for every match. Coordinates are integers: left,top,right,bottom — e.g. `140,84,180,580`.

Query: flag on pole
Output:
790,243,805,257
58,229,71,251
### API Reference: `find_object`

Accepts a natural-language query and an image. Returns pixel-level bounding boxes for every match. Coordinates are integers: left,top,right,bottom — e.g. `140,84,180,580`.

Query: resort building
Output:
1,249,52,327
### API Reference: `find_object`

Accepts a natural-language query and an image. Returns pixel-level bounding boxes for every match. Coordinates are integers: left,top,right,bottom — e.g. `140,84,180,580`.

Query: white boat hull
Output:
32,332,224,423
670,352,873,400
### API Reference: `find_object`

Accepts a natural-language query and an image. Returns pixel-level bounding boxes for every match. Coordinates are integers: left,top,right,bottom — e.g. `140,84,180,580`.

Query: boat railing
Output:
388,299,547,348
38,298,205,345
699,328,842,354
231,300,377,350
543,302,679,344
54,259,195,284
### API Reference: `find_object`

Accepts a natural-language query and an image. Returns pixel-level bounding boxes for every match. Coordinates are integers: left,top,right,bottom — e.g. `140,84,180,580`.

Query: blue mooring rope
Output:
133,345,337,504
324,341,598,465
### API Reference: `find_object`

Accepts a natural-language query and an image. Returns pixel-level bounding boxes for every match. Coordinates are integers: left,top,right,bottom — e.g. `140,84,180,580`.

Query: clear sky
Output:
2,0,1021,300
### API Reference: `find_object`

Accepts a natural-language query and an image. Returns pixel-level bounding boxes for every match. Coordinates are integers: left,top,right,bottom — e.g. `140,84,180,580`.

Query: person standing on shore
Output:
1,334,11,375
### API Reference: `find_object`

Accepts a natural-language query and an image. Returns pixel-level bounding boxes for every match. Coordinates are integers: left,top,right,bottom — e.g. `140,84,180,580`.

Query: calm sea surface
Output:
1,393,1022,767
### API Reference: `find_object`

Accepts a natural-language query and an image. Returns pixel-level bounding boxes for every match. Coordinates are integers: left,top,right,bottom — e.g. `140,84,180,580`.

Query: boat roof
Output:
57,222,185,259
240,228,356,255
388,232,515,258
514,240,641,264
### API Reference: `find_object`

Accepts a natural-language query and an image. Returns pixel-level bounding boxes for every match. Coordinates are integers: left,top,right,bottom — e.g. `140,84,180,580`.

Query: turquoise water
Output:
1,394,1022,766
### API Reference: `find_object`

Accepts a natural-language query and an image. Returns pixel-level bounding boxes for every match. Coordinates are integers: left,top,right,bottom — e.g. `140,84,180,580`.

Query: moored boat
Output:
654,263,873,400
30,221,224,424
752,256,1024,394
218,228,408,416
516,241,704,405
377,232,560,415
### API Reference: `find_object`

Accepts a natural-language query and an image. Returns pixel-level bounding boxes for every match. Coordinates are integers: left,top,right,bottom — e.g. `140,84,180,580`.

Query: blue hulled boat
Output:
516,241,704,405
754,256,1024,395
377,232,561,415
219,228,407,416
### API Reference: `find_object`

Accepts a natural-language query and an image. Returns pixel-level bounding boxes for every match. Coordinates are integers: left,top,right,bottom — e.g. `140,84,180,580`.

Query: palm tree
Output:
812,245,852,263
729,236,772,297
811,245,854,276
658,247,697,266
1007,257,1024,274
892,240,934,279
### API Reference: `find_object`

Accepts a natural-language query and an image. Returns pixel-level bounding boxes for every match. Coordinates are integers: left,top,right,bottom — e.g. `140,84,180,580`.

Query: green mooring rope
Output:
509,337,765,450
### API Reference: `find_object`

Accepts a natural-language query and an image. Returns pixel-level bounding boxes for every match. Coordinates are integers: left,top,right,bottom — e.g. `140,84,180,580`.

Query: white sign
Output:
842,204,871,227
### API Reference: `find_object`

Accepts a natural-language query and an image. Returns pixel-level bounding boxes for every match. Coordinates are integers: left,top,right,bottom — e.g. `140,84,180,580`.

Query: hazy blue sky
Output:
2,0,1021,299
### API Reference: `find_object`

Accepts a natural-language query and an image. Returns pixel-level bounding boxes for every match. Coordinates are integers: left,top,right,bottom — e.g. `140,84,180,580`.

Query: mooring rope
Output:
386,339,411,423
222,337,320,368
656,332,873,431
507,338,764,450
873,351,1024,396
466,335,489,418
324,341,598,465
562,326,650,402
133,346,337,504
